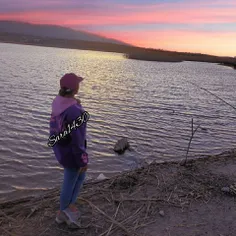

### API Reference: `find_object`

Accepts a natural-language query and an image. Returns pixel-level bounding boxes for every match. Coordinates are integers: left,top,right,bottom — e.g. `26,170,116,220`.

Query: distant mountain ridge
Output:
0,21,235,69
0,20,129,45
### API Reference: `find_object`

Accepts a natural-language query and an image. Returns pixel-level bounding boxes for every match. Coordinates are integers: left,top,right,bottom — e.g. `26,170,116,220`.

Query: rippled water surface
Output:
0,43,236,202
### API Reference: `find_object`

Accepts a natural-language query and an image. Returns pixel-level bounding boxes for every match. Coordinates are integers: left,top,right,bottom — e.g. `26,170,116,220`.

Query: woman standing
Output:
48,73,89,228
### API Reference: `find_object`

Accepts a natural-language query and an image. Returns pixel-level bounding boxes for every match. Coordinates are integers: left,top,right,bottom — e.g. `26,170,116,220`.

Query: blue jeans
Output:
60,167,86,211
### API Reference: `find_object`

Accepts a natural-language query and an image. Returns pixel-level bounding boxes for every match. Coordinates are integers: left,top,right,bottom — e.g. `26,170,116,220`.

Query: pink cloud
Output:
1,0,235,56
0,4,235,26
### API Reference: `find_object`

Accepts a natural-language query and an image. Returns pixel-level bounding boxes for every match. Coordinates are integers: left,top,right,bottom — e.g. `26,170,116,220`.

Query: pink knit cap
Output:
60,73,84,90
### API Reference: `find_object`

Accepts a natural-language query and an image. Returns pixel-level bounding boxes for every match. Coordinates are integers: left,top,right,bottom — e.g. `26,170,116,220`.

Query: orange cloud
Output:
94,30,236,57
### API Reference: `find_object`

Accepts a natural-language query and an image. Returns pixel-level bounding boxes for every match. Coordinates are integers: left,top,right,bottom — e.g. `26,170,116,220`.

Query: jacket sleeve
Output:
66,105,89,168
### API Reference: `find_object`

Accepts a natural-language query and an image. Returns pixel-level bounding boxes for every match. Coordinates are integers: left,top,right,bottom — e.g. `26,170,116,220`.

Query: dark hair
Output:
59,87,74,97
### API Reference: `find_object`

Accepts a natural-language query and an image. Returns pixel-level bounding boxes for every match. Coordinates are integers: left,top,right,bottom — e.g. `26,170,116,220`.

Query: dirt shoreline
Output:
1,149,236,236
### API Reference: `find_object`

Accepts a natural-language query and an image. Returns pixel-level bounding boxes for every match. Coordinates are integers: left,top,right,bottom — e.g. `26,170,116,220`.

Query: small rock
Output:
221,187,230,193
114,137,130,154
96,173,107,181
159,210,165,217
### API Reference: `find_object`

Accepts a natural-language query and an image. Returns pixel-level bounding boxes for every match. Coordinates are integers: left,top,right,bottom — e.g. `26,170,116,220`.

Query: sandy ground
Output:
0,149,236,236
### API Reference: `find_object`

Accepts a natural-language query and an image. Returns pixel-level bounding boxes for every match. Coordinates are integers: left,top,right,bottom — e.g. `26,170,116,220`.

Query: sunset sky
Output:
1,0,236,56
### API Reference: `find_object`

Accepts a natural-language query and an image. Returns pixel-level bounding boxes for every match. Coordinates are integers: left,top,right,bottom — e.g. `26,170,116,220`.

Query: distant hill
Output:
0,20,129,45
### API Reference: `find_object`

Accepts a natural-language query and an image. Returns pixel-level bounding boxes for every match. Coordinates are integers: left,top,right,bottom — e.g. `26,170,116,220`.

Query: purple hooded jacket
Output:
48,95,89,168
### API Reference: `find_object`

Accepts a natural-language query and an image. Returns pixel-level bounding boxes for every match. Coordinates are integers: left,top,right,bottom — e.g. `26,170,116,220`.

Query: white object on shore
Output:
159,210,165,217
145,159,153,165
96,173,108,181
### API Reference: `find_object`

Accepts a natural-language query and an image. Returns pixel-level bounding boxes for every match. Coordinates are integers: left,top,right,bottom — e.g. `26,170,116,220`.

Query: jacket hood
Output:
51,95,77,116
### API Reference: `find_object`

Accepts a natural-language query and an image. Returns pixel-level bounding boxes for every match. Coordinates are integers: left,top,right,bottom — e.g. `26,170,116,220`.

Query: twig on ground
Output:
115,198,181,208
99,205,144,236
80,198,138,236
130,186,142,197
167,185,178,202
104,196,111,203
110,191,114,203
26,207,38,218
1,227,17,236
0,209,18,223
144,201,151,219
38,222,54,236
105,202,121,236
161,173,166,186
134,219,157,230
149,173,160,186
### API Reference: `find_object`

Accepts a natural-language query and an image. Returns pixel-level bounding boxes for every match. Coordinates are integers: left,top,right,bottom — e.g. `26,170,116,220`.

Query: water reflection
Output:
0,43,236,202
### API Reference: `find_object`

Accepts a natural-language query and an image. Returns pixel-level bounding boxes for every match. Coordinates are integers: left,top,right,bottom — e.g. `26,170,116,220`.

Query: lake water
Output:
0,42,236,202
